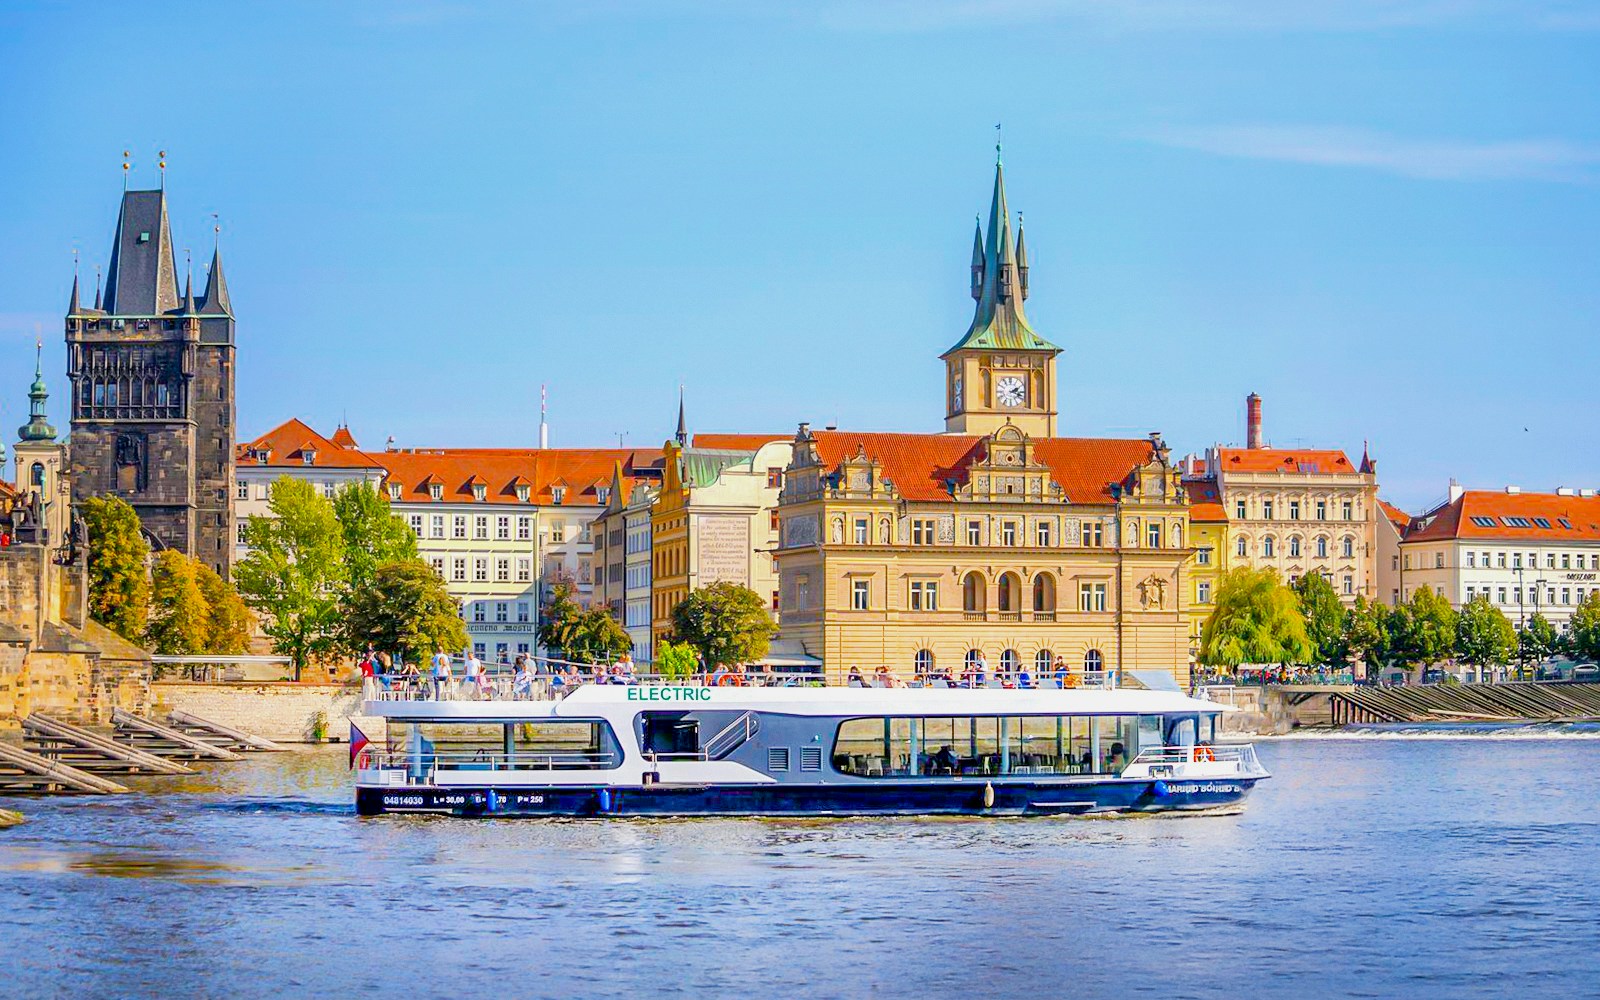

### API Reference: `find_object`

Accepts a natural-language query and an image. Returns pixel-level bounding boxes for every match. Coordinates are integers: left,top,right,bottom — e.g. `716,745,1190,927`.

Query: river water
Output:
2,737,1597,999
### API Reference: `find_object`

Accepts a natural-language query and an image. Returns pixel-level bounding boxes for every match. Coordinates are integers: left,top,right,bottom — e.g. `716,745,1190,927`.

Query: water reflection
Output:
0,740,1597,998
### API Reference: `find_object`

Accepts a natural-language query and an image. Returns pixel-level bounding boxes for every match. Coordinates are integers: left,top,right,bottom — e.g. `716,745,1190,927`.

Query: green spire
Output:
943,155,1058,358
19,340,57,443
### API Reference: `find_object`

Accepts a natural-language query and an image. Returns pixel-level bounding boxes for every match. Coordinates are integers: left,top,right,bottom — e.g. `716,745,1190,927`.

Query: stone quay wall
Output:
151,682,386,743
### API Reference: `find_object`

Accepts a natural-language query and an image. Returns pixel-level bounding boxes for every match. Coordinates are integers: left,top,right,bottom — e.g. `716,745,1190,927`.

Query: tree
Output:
655,639,699,679
1517,612,1558,670
1343,595,1390,681
571,607,632,663
1569,593,1600,663
1455,596,1515,671
1387,586,1457,681
536,583,586,661
345,560,468,667
1292,573,1348,667
669,581,776,670
234,476,347,678
1199,568,1313,668
79,495,150,642
332,482,418,597
196,562,253,655
145,551,210,655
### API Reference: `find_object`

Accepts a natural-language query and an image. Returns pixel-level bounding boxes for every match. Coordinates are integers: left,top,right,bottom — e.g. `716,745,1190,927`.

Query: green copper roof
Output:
943,158,1059,357
18,342,56,443
681,448,753,489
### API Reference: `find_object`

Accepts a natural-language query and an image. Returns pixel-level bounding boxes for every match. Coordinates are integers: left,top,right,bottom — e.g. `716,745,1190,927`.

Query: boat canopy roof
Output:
366,684,1228,723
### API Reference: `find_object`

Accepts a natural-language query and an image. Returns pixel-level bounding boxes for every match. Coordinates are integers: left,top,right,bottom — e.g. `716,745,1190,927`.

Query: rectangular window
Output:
1513,553,1523,569
853,518,868,545
1497,586,1508,604
495,602,509,623
474,557,489,582
1497,552,1507,568
452,557,467,582
430,556,445,575
1342,501,1353,520
967,520,982,546
1086,522,1103,547
851,579,870,610
1343,575,1353,595
517,516,532,540
1262,501,1275,520
474,516,489,540
1235,500,1247,520
1001,521,1017,546
1435,552,1444,569
517,602,530,623
408,514,424,537
1146,522,1162,548
430,514,445,539
909,580,938,611
1197,547,1211,565
235,481,249,500
1289,500,1301,520
236,520,248,544
1079,582,1107,612
766,469,783,489
1466,551,1476,568
516,558,531,582
1197,581,1212,604
453,516,468,539
496,558,510,582
472,602,486,623
1561,554,1571,569
912,519,936,545
496,516,510,540
1316,500,1327,520
1036,521,1051,547
551,521,566,543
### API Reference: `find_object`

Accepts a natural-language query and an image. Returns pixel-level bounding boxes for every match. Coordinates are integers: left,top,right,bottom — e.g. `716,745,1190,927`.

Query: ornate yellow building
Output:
773,154,1194,686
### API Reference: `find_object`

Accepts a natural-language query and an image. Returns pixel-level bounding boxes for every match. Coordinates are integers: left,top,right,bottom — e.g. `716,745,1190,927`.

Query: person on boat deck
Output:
613,651,636,680
847,665,864,686
1106,742,1128,772
375,651,392,691
930,745,958,774
512,656,533,700
1016,667,1032,689
464,649,486,699
430,648,452,700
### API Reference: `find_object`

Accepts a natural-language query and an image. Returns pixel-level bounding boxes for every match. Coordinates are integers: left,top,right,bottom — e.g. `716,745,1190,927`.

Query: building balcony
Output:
996,611,1021,622
1032,610,1057,622
962,610,986,621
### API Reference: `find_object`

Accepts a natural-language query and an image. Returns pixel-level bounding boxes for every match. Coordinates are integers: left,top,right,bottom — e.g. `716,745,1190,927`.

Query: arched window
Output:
1289,536,1301,558
1031,573,1055,612
1342,536,1355,558
962,572,986,613
997,572,1020,612
1315,536,1328,558
1000,649,1019,673
1034,649,1053,674
1236,536,1248,558
1083,649,1104,674
964,649,982,671
30,462,44,487
914,649,934,675
1263,536,1276,557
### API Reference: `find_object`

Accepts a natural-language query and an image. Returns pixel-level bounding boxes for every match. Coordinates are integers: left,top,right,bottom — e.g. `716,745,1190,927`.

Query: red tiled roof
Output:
373,447,661,506
692,433,789,451
809,431,1154,504
237,418,384,469
1379,500,1412,534
1406,491,1600,543
1183,478,1227,522
330,426,359,449
1217,447,1355,475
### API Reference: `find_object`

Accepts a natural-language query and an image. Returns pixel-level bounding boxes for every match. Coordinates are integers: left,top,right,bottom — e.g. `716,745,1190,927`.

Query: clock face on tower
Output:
996,375,1026,408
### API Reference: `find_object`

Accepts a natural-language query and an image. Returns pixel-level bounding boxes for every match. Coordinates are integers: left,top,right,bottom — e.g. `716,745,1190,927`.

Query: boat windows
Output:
832,715,1143,778
395,720,623,770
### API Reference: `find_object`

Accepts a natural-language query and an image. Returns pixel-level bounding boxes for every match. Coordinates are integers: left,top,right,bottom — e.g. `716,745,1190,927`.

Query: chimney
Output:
1505,485,1521,495
1448,479,1464,504
1556,486,1576,497
1245,393,1263,449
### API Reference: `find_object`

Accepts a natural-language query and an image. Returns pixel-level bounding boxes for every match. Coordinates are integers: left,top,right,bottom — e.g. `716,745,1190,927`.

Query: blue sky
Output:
1,1,1597,510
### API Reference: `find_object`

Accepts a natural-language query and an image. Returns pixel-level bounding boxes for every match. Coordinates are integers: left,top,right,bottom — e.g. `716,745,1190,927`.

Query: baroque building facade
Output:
66,187,236,577
772,155,1194,686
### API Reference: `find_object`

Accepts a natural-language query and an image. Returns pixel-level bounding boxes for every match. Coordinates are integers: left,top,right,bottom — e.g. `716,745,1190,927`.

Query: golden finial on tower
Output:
158,149,167,189
122,149,131,189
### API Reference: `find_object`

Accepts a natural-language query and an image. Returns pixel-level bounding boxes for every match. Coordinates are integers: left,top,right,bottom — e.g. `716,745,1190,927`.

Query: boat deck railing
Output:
1130,744,1263,772
362,749,618,774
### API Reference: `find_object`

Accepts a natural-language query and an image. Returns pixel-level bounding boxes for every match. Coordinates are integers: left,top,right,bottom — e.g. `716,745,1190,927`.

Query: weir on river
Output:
1328,681,1600,726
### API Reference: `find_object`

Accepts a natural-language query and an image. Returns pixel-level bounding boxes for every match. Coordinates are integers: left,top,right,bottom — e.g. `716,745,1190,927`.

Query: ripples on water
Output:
2,739,1598,999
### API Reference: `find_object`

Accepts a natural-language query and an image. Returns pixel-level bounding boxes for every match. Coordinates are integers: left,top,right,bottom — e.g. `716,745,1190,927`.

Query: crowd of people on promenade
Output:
850,652,1102,691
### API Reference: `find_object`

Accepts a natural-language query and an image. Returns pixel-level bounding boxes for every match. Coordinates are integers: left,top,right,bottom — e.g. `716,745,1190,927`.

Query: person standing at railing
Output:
430,648,453,700
512,655,533,700
358,647,377,700
464,649,487,700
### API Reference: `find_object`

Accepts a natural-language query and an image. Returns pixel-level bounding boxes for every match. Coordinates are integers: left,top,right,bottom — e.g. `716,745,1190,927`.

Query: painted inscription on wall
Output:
697,514,750,587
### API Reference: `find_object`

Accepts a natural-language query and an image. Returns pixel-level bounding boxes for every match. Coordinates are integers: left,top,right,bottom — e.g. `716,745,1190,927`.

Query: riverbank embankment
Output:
150,682,385,744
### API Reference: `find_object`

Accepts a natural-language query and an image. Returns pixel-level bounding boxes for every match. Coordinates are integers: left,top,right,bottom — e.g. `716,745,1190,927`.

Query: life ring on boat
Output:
715,672,744,687
1193,745,1215,763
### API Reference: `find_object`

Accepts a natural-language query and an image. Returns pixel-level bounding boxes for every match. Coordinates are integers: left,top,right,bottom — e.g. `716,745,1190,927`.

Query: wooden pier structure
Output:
0,740,129,794
22,714,193,775
165,710,287,753
1329,682,1600,726
112,709,243,762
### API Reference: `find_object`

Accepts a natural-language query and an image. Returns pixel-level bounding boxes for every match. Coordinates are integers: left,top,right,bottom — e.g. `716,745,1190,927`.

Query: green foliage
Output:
535,583,630,663
1454,596,1515,667
1386,586,1458,673
654,639,699,679
669,581,776,669
536,583,586,658
345,559,468,667
332,482,418,596
1199,568,1313,667
572,607,632,662
1292,573,1348,666
1517,612,1558,665
1568,593,1600,662
233,476,346,677
79,495,150,642
145,551,210,655
1342,595,1390,679
195,561,254,655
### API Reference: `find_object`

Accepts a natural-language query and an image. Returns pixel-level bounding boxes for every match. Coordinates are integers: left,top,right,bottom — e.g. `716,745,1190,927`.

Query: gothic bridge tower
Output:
65,185,237,577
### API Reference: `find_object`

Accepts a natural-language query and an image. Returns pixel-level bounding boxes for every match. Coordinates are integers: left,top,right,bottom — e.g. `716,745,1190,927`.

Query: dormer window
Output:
302,451,316,466
552,486,566,504
472,484,487,502
256,451,269,465
387,482,401,501
429,483,443,501
515,485,530,503
597,486,611,504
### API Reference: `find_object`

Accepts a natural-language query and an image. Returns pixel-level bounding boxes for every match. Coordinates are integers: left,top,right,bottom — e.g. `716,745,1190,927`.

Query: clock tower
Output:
942,150,1060,438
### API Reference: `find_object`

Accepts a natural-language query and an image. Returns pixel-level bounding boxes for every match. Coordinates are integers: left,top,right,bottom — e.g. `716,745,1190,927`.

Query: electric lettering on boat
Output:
625,686,712,702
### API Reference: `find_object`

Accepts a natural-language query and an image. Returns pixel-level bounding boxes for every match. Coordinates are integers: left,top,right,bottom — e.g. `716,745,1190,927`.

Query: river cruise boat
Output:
355,682,1268,817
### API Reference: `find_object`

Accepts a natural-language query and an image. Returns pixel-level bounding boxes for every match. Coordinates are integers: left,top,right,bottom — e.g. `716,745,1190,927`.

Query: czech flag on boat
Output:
349,721,370,769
